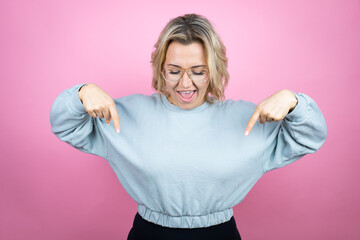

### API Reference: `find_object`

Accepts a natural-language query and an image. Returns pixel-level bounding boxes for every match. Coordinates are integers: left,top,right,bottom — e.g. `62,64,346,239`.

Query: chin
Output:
170,93,204,110
178,99,200,110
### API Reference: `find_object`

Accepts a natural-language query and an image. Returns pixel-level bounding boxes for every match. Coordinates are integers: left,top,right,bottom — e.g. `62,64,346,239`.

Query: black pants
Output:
127,212,242,240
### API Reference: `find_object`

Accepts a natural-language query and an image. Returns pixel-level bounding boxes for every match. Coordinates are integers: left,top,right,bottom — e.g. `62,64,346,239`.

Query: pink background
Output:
1,0,359,239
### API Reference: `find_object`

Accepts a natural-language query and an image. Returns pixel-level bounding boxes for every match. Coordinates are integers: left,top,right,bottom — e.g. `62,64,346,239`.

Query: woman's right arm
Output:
49,83,120,158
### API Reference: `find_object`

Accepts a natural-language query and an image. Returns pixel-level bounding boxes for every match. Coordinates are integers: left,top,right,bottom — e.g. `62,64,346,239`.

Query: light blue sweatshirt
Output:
50,83,327,228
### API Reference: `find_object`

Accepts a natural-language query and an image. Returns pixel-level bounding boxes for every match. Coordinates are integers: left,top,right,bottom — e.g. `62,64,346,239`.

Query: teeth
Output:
180,91,192,94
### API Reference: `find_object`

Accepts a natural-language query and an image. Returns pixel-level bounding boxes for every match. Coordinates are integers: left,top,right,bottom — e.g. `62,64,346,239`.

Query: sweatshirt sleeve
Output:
261,92,327,173
49,83,108,159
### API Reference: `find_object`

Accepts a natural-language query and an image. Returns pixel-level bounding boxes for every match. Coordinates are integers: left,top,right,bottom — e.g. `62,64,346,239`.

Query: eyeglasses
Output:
162,66,209,83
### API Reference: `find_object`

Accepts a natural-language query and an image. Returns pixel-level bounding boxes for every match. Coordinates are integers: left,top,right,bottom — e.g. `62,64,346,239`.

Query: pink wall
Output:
1,0,359,239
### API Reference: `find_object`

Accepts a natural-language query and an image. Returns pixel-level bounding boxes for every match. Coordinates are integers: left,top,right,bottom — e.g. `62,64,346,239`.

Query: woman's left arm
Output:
245,89,327,172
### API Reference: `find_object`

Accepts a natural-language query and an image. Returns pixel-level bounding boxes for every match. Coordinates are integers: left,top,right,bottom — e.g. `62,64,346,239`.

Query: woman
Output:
50,14,327,240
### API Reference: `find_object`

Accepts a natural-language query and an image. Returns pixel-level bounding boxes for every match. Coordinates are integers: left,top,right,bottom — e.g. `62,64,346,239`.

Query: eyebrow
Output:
167,64,207,68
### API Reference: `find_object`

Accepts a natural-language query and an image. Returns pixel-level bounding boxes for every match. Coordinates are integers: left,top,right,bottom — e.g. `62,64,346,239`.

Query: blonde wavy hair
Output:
151,13,229,103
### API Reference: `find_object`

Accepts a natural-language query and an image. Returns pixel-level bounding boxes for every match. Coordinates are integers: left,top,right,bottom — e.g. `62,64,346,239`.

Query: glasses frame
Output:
162,66,210,84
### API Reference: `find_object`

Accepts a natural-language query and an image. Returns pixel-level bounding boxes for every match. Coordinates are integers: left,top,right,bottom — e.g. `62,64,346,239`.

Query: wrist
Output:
287,90,298,113
78,83,89,104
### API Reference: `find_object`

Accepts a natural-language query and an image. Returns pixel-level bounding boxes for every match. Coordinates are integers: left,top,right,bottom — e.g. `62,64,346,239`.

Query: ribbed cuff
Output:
68,83,88,115
285,92,308,122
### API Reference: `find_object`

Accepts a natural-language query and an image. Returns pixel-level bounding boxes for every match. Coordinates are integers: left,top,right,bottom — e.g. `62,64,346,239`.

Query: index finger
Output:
245,109,260,136
109,104,121,133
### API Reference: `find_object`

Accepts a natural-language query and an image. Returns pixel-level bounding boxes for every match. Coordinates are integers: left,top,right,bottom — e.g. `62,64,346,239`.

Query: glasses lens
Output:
188,67,208,83
163,68,183,82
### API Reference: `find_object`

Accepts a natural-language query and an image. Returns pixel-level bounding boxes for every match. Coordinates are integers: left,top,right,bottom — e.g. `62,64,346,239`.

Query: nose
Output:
178,71,193,88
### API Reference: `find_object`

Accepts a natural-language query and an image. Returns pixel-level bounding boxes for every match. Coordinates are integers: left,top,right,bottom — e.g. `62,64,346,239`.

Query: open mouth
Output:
177,90,196,103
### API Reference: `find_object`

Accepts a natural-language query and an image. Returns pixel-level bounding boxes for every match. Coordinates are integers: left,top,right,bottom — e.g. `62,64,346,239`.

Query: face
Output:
163,41,210,110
